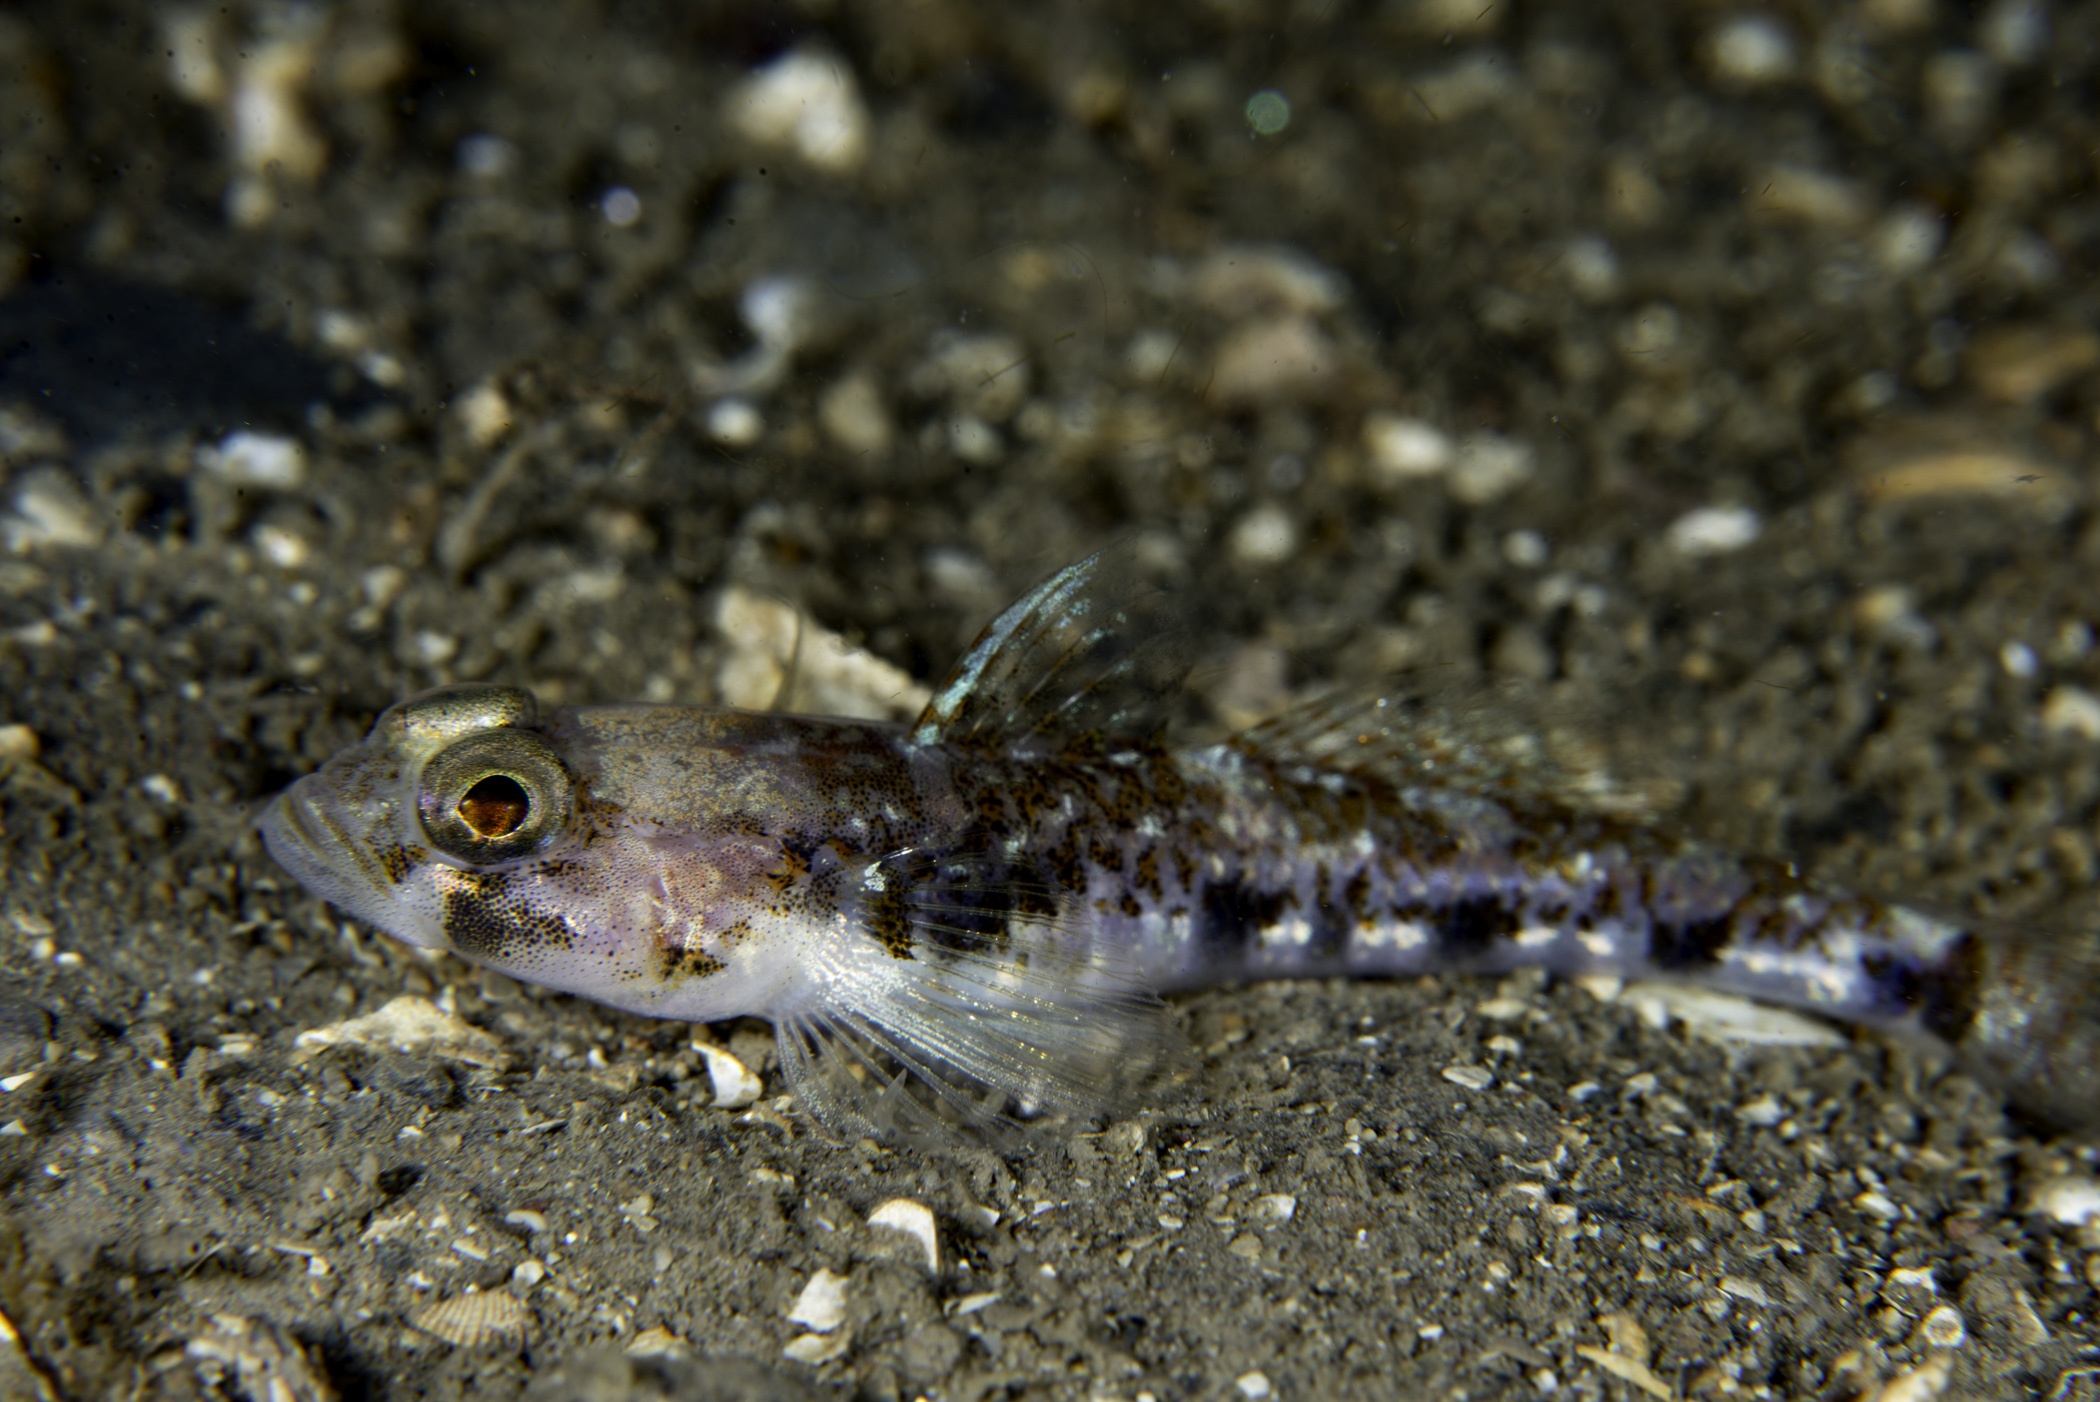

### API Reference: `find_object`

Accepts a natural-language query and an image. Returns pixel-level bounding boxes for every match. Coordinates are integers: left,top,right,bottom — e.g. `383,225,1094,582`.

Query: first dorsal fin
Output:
911,548,1191,749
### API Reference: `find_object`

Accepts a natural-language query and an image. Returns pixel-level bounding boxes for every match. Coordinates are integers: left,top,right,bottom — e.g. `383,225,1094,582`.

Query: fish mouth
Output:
259,780,401,934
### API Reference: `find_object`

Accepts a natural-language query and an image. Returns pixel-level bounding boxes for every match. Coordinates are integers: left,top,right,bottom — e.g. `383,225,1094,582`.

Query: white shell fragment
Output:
714,587,932,722
1616,982,1842,1048
781,1331,849,1365
183,1314,334,1402
294,995,508,1069
867,1199,940,1272
786,1268,849,1332
1442,1065,1495,1091
693,1040,763,1109
730,49,869,175
409,1291,531,1348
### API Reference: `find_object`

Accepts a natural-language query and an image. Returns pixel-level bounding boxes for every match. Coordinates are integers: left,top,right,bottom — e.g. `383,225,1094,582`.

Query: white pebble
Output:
1251,1193,1297,1226
1190,245,1346,318
1230,504,1298,566
1874,204,1946,276
1735,1094,1785,1127
1235,1371,1273,1399
706,398,763,447
456,133,517,178
198,431,307,490
1710,14,1797,84
141,774,183,805
406,631,459,667
740,275,818,353
1449,433,1535,504
1665,505,1762,556
2000,640,2039,679
1854,1190,1902,1222
2042,685,2100,741
1502,530,1549,568
253,522,312,570
1562,236,1621,301
601,186,642,227
785,1268,848,1332
511,1259,546,1288
6,472,101,550
1917,1304,1967,1350
1363,413,1454,481
867,1199,939,1272
819,371,892,457
1442,1065,1495,1091
2028,1175,2100,1225
947,416,1003,465
0,725,38,762
730,49,869,174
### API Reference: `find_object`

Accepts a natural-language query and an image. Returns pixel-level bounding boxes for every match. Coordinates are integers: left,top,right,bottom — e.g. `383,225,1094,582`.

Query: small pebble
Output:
1442,1065,1494,1091
1235,1371,1273,1399
1251,1193,1297,1226
2042,686,2100,741
1916,1305,1966,1350
198,431,307,490
1363,413,1454,481
1449,433,1535,504
1709,14,1796,84
1230,504,1298,566
730,49,869,174
706,398,763,446
1666,505,1762,557
2027,1175,2100,1225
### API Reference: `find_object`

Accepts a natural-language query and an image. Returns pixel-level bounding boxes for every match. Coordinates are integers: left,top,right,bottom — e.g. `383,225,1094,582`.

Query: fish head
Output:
260,683,575,952
261,684,808,1019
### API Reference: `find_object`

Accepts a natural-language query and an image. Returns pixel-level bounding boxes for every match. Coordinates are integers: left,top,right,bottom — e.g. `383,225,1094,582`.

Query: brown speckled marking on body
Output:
437,868,575,961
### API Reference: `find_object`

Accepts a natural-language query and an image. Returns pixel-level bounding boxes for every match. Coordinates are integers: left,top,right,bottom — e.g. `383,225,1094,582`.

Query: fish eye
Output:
416,730,573,866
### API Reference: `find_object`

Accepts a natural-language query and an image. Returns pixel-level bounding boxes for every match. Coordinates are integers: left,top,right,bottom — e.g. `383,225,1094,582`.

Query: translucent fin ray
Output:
912,547,1192,748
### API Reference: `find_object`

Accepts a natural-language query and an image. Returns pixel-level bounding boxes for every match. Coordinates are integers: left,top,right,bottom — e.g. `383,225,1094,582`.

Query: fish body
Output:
263,553,2100,1136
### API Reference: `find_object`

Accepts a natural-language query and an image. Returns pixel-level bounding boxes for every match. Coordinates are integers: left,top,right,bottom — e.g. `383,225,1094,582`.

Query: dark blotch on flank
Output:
1439,895,1519,956
1199,880,1292,967
1653,914,1736,970
1916,931,1985,1041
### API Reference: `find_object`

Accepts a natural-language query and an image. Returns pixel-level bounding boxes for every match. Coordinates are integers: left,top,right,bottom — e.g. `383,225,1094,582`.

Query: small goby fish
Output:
262,551,2100,1138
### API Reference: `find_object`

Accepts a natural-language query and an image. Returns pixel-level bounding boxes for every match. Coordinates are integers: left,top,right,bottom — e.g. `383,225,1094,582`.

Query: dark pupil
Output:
457,775,530,838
